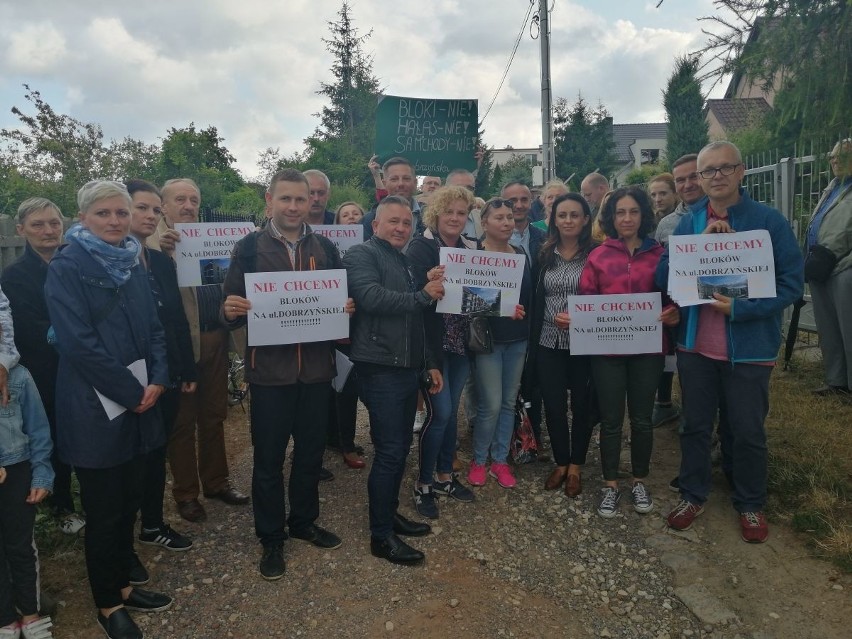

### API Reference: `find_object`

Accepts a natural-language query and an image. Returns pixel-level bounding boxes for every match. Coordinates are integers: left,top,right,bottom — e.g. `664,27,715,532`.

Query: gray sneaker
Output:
597,487,621,518
631,481,654,513
413,484,439,519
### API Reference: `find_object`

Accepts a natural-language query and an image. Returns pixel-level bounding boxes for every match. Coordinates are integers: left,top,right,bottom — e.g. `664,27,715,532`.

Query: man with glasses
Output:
657,141,803,544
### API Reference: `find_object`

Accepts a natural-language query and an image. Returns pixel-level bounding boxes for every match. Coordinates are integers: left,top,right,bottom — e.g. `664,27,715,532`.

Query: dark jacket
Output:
526,223,547,273
223,226,342,385
44,240,169,469
145,247,197,385
405,231,478,369
362,200,426,241
343,236,436,370
1,244,58,415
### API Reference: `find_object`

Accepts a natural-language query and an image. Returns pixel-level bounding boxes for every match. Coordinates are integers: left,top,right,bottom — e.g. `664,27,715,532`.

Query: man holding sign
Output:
657,141,803,543
221,169,354,581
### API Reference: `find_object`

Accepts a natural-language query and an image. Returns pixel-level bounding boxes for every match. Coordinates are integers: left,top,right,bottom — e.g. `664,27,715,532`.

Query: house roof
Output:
705,98,772,133
612,123,668,163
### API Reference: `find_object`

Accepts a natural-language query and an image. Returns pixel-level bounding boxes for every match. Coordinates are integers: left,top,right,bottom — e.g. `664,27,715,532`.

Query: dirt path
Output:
42,400,850,638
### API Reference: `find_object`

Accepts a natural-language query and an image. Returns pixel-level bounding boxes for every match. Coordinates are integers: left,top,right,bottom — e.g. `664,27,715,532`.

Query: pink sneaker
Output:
489,462,517,488
468,461,487,487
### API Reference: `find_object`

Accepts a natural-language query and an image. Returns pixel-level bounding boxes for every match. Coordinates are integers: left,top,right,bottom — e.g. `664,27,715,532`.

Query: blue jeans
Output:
419,353,470,484
472,340,527,465
357,366,419,539
677,352,771,512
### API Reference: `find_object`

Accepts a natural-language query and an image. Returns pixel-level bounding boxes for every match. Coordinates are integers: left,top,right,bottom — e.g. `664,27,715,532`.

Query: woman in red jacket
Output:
578,187,679,519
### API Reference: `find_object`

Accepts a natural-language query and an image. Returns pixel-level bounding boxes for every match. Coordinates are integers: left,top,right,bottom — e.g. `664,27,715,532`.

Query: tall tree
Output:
474,125,494,197
664,56,710,163
695,1,851,146
553,95,617,186
499,154,534,187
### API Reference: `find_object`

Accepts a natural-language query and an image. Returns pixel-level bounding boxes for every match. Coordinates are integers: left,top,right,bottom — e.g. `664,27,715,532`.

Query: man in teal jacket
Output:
656,141,804,544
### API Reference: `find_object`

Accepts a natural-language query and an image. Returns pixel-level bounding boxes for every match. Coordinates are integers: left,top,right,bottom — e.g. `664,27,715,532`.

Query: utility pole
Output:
539,0,555,182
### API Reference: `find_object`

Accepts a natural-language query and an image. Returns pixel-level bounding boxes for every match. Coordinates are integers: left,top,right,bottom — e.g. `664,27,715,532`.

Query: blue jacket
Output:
0,365,54,491
44,241,169,469
655,191,803,363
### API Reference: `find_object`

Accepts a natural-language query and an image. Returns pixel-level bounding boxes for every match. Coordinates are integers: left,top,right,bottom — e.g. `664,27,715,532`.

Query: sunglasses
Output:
485,199,513,209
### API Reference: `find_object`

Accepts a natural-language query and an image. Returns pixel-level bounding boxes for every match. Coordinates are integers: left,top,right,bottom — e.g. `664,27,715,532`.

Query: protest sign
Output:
565,293,662,355
245,270,348,346
174,222,255,287
668,230,775,306
374,95,478,178
311,225,364,258
436,247,525,317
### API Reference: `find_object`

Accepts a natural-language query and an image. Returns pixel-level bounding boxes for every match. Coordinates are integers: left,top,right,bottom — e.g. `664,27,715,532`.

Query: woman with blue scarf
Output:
45,181,172,639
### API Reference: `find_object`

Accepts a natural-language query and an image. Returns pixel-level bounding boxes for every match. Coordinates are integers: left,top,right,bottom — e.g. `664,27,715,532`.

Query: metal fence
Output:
741,141,840,333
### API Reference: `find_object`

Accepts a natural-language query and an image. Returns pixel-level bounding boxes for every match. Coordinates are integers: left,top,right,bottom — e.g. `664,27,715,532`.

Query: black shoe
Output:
413,484,439,519
97,608,142,639
319,467,335,482
139,524,193,551
123,587,173,612
259,544,285,581
668,476,680,493
289,524,342,550
128,553,149,586
433,474,475,503
370,533,425,565
392,512,431,537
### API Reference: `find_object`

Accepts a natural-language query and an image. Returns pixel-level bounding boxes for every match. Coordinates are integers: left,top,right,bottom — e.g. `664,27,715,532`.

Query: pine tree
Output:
663,56,709,163
553,94,617,186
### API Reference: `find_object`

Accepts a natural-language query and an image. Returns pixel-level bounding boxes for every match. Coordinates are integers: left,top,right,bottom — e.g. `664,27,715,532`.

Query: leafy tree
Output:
490,164,504,196
695,1,851,146
664,56,709,163
327,179,371,211
553,94,617,185
103,136,161,182
220,186,265,218
498,154,533,187
623,164,668,187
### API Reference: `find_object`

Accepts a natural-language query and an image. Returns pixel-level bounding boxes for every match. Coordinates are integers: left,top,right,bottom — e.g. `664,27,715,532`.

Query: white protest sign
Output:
566,293,662,355
174,222,256,287
311,225,364,258
668,230,775,307
435,247,525,317
245,270,348,346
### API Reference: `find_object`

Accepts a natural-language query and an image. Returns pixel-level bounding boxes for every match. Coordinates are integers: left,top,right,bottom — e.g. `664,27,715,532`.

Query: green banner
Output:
374,95,478,177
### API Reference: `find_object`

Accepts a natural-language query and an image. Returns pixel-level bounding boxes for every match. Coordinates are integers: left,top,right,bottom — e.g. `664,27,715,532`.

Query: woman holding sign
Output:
529,193,596,497
468,198,530,490
578,187,679,519
45,180,172,639
406,186,478,518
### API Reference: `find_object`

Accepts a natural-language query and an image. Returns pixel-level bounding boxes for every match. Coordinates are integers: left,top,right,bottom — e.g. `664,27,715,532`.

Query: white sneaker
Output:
0,622,20,639
59,513,85,535
413,410,426,433
21,617,53,639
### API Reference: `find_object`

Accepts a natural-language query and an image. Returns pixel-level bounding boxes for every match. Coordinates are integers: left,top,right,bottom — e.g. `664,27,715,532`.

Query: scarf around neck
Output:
65,223,141,286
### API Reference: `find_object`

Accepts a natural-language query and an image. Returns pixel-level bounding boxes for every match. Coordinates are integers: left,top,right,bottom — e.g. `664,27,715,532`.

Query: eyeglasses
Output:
697,164,742,179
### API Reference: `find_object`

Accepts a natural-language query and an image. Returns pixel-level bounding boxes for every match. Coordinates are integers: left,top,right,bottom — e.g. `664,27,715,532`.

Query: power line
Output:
481,1,536,123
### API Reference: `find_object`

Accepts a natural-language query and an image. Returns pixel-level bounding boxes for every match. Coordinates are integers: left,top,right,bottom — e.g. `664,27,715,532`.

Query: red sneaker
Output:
740,511,769,543
468,461,487,487
488,462,517,489
666,499,704,531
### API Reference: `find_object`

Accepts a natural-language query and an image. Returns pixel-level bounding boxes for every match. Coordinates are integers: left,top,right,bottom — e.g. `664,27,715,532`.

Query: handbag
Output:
466,314,493,354
804,244,837,283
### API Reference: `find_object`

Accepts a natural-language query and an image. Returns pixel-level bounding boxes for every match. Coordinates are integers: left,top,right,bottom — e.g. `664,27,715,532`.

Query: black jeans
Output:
249,382,329,547
44,403,74,515
592,355,664,482
328,373,359,453
140,387,181,530
76,457,144,609
0,462,38,626
537,347,593,466
357,366,418,539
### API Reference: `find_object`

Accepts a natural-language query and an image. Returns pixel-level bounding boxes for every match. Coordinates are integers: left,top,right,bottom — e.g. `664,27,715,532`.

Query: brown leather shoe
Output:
544,466,567,490
177,499,207,522
204,486,250,505
565,473,582,498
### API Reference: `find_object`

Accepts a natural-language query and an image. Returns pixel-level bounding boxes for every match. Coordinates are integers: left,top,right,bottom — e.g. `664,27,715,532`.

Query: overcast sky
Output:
0,0,730,179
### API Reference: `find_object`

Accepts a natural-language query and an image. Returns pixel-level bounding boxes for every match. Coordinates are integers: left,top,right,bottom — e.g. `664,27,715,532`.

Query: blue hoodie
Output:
655,190,803,364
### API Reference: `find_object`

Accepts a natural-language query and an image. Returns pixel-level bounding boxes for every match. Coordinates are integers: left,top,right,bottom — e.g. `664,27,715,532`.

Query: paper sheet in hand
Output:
566,293,662,355
332,350,354,392
435,247,525,317
174,222,256,287
96,359,147,420
311,225,363,258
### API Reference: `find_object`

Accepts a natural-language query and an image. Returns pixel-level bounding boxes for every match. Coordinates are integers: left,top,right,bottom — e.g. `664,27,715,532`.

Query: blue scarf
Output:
65,223,141,286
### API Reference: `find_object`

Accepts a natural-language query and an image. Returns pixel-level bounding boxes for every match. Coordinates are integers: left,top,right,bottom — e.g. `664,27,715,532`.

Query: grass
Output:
765,345,852,572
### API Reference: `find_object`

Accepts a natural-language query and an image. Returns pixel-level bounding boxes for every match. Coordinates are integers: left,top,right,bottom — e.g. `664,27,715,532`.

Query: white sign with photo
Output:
667,230,775,306
174,222,256,287
311,225,364,258
565,293,662,355
245,270,349,346
435,247,525,317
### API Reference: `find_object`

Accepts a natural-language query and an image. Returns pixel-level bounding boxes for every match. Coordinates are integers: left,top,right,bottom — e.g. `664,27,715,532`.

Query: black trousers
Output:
140,387,181,530
537,347,593,466
327,373,359,453
249,382,329,547
76,457,144,609
0,462,39,626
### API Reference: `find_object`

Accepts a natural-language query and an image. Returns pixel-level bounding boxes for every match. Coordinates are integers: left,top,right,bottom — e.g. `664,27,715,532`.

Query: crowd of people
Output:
9,135,851,639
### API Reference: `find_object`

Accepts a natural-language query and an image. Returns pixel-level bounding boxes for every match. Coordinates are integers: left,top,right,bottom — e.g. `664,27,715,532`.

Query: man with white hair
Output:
303,169,335,226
